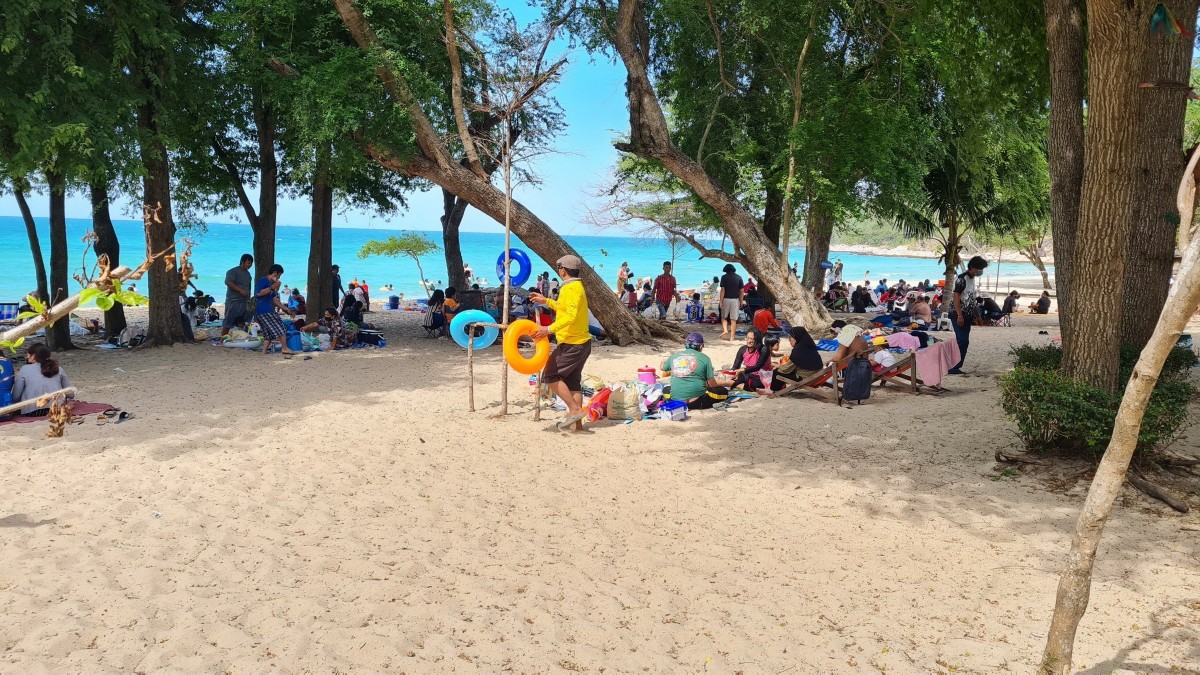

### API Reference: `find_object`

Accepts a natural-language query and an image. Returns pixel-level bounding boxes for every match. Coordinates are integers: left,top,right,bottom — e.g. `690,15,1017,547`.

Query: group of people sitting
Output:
823,278,943,316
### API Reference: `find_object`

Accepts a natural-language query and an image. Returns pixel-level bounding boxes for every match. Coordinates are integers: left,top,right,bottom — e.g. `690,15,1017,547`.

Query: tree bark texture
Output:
307,167,334,321
1060,0,1149,392
253,92,279,281
138,99,186,346
1040,144,1200,675
1043,0,1086,351
759,183,784,310
802,202,834,292
609,0,830,330
441,189,469,290
331,0,678,345
1120,0,1199,349
46,172,75,351
13,182,49,309
91,182,127,337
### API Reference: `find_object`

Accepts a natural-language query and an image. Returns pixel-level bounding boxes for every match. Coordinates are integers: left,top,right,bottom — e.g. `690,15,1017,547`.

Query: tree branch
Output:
443,0,487,179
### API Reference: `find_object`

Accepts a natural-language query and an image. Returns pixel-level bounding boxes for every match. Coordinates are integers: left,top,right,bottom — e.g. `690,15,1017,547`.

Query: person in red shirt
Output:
651,261,681,319
752,308,781,334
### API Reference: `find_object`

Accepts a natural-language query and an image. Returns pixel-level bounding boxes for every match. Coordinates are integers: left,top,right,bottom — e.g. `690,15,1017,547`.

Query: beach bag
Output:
607,382,644,421
841,356,873,404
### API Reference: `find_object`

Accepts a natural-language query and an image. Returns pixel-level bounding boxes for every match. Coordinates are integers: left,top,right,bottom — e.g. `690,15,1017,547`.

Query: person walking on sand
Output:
331,264,346,306
652,261,681,319
717,263,743,341
530,255,591,432
616,261,630,294
254,264,298,356
947,256,987,374
221,253,254,338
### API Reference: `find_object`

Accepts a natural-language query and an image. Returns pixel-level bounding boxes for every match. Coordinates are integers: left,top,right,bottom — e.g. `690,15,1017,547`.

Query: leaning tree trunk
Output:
1061,0,1149,392
138,98,185,346
307,165,334,321
757,182,784,310
253,92,279,281
91,182,127,337
608,0,830,330
1021,243,1054,290
441,189,469,290
1119,0,1199,350
941,218,961,299
12,181,49,309
1040,144,1200,675
45,171,75,351
802,201,834,292
1043,0,1086,353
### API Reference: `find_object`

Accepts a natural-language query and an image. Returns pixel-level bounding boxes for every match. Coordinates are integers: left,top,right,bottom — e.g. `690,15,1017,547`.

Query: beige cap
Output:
556,254,582,269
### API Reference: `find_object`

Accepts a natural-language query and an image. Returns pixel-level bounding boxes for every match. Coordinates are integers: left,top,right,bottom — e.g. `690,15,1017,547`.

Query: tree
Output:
329,0,677,345
1012,220,1054,291
1040,145,1200,675
357,234,441,298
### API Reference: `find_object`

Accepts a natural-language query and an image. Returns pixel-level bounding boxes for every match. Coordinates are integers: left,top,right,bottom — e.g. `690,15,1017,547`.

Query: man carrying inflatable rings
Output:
530,254,591,432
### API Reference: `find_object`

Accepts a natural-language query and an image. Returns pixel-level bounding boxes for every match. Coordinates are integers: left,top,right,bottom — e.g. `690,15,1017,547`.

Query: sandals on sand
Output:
97,409,120,425
116,411,135,424
556,411,587,430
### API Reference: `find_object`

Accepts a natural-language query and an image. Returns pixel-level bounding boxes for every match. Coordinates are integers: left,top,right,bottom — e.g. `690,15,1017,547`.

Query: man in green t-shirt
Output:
660,332,736,410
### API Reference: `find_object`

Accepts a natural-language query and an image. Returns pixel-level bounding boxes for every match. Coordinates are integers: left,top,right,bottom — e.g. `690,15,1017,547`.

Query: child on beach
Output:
686,292,703,323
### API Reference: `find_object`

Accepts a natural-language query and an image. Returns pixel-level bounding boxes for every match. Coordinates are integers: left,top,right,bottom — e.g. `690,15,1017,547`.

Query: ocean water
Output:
0,215,1053,301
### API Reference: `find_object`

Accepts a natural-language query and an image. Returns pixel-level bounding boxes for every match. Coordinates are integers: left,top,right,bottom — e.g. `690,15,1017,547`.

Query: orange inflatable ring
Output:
503,319,551,375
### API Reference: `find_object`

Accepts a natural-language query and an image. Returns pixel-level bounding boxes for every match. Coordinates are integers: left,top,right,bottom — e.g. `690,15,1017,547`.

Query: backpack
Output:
607,382,644,421
841,356,873,404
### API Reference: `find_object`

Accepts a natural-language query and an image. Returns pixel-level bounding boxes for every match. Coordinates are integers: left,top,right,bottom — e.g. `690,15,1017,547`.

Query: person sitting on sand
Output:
1031,291,1051,314
752,308,781,334
444,287,460,319
660,332,736,410
909,294,932,323
621,283,638,311
686,292,704,323
289,289,307,318
1002,290,1020,315
766,327,824,394
12,343,74,416
300,306,348,349
731,327,773,391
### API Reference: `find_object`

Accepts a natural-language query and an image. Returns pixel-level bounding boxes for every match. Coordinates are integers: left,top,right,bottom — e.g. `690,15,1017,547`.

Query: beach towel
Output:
816,339,840,352
914,340,961,389
0,401,115,427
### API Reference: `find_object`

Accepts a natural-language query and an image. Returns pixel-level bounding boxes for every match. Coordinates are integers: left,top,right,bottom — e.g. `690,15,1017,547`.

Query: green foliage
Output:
1000,344,1197,456
357,234,440,260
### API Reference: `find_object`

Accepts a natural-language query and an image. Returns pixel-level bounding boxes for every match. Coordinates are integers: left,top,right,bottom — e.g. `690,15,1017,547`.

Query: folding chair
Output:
0,303,18,325
871,352,919,393
456,290,484,312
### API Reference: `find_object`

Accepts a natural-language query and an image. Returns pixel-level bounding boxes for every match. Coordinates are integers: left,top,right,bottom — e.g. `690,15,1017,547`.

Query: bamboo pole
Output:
499,118,513,418
0,387,78,418
467,335,475,412
1,266,136,344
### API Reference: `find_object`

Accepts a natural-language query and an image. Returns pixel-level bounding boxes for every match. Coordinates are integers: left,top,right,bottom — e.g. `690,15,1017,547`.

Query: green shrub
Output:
1000,344,1197,456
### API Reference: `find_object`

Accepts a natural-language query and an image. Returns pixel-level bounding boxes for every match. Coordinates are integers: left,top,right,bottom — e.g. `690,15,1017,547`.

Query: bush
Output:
1000,344,1197,456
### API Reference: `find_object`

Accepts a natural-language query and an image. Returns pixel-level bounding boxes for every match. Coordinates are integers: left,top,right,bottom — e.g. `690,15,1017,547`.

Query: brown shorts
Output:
542,341,592,391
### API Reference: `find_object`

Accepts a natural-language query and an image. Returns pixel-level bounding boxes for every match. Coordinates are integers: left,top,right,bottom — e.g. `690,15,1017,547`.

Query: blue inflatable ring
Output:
819,260,834,269
496,248,532,287
450,309,499,350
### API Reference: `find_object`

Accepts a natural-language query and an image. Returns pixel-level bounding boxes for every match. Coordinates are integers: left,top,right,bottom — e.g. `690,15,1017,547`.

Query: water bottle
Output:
528,375,538,386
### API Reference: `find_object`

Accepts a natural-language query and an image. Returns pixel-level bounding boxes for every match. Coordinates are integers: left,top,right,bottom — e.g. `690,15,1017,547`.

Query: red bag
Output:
586,387,612,422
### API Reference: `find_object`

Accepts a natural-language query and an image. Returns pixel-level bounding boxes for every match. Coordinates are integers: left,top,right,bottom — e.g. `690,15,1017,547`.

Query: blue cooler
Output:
388,295,400,310
0,357,15,422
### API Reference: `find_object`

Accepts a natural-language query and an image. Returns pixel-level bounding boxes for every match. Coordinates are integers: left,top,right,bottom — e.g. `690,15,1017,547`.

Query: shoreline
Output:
823,242,1056,266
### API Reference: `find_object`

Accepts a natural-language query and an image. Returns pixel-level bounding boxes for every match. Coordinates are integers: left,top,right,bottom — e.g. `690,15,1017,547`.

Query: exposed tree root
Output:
1127,473,1190,513
995,450,1048,465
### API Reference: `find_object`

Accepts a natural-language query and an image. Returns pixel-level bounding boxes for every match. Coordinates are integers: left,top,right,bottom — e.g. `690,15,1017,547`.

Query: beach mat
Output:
0,401,116,427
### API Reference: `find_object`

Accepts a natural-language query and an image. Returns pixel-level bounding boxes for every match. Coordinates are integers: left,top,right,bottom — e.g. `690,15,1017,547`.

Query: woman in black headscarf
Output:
768,326,825,392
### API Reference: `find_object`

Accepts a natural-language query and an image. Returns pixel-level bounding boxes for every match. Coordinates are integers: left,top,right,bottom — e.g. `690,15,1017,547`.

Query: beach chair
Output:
769,359,847,402
456,290,484,312
871,352,919,394
0,303,18,325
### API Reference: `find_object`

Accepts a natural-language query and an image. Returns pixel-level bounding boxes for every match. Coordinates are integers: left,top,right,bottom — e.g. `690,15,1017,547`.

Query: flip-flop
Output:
116,412,135,424
96,415,108,426
101,409,120,418
556,411,587,430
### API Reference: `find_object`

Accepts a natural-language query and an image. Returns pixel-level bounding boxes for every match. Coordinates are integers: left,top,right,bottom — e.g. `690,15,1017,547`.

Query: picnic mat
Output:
0,401,116,427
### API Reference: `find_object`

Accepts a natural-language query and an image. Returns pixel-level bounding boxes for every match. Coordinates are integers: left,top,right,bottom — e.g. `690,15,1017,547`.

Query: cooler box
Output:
388,295,400,310
659,399,688,421
0,303,18,322
637,366,657,385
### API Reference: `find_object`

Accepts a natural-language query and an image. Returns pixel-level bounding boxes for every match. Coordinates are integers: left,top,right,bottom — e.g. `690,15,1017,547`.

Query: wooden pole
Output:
467,334,475,412
499,117,514,417
0,387,78,418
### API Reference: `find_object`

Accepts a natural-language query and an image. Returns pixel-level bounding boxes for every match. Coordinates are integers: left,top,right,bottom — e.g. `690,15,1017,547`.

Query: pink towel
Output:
914,341,960,388
886,332,921,350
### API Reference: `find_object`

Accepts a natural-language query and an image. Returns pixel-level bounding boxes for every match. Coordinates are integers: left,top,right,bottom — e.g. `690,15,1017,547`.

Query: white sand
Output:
1,308,1198,672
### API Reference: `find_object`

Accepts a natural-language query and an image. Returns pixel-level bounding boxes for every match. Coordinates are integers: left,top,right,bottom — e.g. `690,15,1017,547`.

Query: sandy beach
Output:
1,307,1197,672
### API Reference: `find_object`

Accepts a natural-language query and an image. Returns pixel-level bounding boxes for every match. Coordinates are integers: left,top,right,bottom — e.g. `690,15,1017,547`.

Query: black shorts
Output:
542,341,592,391
223,300,248,328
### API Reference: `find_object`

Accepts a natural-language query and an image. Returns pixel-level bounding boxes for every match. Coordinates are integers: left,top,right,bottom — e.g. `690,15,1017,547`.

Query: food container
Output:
637,366,658,385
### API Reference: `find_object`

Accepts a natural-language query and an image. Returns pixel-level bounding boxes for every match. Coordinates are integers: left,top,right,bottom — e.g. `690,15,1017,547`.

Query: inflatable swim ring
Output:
503,319,550,375
496,249,532,287
223,338,264,349
450,309,499,350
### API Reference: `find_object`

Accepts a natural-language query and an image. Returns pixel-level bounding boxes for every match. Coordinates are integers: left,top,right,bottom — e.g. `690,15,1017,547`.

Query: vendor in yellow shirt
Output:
530,254,591,432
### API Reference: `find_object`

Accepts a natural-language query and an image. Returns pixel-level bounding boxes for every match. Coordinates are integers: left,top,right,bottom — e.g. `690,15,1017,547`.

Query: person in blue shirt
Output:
254,264,298,356
875,279,888,297
685,292,703,323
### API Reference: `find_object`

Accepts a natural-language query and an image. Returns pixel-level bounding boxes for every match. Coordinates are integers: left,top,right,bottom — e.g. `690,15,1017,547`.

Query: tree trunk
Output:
45,171,75,351
90,182,127,337
1061,0,1149,392
253,92,279,281
758,182,784,310
942,218,961,298
1040,145,1200,675
802,201,834,292
12,181,49,309
307,163,334,321
441,189,469,290
1043,0,1086,352
608,0,830,330
1119,0,1199,349
1021,243,1054,290
138,98,185,346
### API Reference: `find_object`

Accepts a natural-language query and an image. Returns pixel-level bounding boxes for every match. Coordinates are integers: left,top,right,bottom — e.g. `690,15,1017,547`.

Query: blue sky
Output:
0,4,631,236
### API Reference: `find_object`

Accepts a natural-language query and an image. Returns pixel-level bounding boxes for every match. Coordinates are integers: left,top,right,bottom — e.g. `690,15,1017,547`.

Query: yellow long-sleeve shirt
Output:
545,279,590,345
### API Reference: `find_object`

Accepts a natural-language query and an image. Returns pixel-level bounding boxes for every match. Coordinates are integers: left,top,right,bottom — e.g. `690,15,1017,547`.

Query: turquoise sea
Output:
0,215,1053,301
